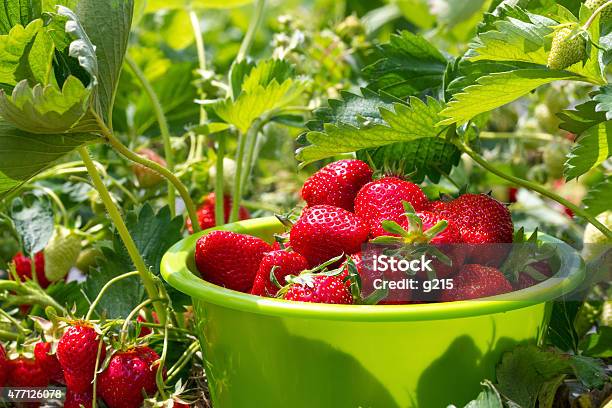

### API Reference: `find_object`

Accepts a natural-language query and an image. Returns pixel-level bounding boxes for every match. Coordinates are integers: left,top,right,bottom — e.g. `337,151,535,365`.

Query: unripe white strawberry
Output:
585,0,612,20
547,27,587,70
44,226,81,281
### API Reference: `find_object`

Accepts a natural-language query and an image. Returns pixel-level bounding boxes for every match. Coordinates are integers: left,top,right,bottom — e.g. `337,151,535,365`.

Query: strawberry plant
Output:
0,0,610,407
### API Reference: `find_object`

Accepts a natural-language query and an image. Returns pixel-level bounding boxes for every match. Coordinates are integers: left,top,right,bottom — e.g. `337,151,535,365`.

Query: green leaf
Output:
592,84,612,120
558,100,607,134
582,175,611,217
0,120,96,199
496,345,573,408
537,374,566,408
463,380,504,408
114,204,190,307
469,11,555,65
569,355,608,388
84,245,143,318
71,0,133,122
363,31,448,99
298,96,446,164
57,6,98,87
0,0,41,35
580,326,612,358
307,89,395,132
10,194,53,254
0,77,97,133
0,19,52,88
439,69,577,125
357,138,461,183
47,280,89,316
214,59,307,133
564,121,611,180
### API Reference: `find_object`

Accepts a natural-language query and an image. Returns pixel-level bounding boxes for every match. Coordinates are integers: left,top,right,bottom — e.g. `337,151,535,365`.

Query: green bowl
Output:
161,217,585,408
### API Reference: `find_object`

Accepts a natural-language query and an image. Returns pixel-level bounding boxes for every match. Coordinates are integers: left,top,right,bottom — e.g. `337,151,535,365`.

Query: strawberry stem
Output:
94,112,201,233
456,141,612,239
214,134,226,226
125,55,177,218
78,147,168,324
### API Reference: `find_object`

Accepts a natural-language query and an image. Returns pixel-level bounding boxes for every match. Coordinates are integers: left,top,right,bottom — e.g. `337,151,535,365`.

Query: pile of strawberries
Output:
0,323,166,408
194,159,545,305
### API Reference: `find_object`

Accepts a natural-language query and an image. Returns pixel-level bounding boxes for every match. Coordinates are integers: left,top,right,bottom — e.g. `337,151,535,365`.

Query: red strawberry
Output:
137,315,152,337
56,324,106,393
64,390,94,408
34,342,64,384
342,252,412,304
12,252,50,288
8,357,49,387
186,193,250,234
133,148,167,188
250,250,308,297
301,159,373,211
195,231,271,292
440,194,513,265
355,177,429,237
282,274,353,304
289,205,369,268
439,264,512,302
0,344,8,387
98,346,161,408
427,200,447,212
516,262,553,290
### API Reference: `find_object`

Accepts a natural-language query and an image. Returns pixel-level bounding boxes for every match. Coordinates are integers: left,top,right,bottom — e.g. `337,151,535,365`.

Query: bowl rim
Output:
160,217,585,322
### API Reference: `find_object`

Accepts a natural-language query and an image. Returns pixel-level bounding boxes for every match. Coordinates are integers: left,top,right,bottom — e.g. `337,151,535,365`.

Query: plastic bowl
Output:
161,217,585,408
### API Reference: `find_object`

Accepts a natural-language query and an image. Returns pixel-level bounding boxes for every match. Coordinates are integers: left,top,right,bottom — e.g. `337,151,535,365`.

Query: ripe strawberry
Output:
250,250,309,297
289,205,369,268
440,194,513,265
12,252,50,288
56,324,106,393
8,357,49,386
34,342,64,384
585,0,612,19
137,315,152,337
439,264,512,302
282,274,353,304
133,148,167,188
64,390,94,408
355,177,429,237
195,231,272,292
516,262,553,290
547,27,586,70
186,193,250,234
0,344,7,387
301,159,373,211
427,200,447,212
98,346,161,408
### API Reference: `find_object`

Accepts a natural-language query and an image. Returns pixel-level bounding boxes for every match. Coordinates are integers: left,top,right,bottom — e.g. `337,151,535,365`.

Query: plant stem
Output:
239,122,261,196
479,131,570,144
119,298,160,345
189,9,209,125
166,341,199,382
125,55,177,217
85,271,140,320
230,130,248,222
456,142,612,239
236,0,266,62
0,329,19,341
78,147,167,324
156,310,170,400
214,135,226,226
93,113,201,232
